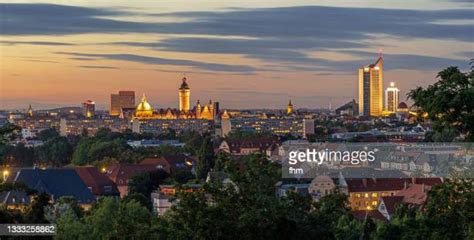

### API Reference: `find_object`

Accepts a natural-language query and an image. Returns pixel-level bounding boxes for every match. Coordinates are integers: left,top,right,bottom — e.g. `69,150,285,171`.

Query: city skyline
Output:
1,0,472,110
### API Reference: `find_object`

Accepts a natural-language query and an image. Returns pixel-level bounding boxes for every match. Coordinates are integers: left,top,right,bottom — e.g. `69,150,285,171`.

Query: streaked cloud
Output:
0,40,76,46
79,65,119,69
1,3,472,43
54,52,257,73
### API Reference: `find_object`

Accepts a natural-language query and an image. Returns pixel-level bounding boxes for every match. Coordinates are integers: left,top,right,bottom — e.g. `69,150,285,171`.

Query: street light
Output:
3,170,9,182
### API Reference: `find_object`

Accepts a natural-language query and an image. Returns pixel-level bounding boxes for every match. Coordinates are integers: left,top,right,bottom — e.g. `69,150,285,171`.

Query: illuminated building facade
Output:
134,77,217,120
384,82,400,113
82,100,95,118
132,118,213,135
110,91,135,116
359,57,383,117
60,118,130,136
221,117,314,137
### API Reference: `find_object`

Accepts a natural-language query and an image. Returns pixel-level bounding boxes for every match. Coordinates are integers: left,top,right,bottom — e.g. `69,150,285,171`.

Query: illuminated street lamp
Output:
3,170,9,182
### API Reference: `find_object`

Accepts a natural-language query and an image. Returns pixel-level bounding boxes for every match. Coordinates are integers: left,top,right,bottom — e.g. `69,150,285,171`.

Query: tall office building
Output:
82,100,95,118
358,56,383,117
385,82,400,113
178,77,190,112
110,91,135,116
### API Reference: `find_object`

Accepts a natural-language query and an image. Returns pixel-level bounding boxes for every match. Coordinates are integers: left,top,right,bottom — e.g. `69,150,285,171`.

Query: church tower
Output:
287,100,294,115
27,104,33,117
179,77,190,112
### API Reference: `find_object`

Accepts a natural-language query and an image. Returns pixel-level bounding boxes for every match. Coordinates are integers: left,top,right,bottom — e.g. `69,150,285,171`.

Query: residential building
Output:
105,164,159,197
151,184,202,215
218,137,279,155
139,154,194,175
1,169,95,210
308,176,336,200
74,167,120,198
345,177,442,211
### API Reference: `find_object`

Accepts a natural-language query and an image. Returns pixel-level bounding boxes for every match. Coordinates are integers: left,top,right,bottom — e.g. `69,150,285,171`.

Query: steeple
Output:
27,104,33,117
287,100,294,115
179,77,190,90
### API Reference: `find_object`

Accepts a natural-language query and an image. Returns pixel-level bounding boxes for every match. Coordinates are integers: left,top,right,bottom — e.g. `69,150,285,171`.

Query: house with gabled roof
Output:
74,167,119,198
1,169,95,210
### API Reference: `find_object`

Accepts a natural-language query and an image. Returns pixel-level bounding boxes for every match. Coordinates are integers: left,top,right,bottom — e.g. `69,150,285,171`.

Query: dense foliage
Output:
409,65,474,141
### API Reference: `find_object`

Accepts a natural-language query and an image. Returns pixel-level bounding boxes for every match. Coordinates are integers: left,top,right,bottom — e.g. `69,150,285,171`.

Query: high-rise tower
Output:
358,56,383,117
385,82,400,113
178,77,190,112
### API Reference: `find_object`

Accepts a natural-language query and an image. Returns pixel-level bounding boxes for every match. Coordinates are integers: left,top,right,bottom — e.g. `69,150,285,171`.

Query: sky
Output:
0,0,473,110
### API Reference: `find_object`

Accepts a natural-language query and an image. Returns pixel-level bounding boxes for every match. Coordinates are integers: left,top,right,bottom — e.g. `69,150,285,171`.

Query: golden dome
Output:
135,94,154,118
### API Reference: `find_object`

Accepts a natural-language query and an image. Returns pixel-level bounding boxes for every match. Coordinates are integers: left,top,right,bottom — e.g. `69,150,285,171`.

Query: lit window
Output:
364,193,369,198
372,193,378,198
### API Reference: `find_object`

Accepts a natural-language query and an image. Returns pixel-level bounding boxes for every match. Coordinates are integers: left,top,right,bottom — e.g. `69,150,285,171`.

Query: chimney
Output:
404,181,408,190
411,177,416,184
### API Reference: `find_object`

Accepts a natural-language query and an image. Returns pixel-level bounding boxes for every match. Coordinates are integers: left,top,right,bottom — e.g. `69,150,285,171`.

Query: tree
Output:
56,198,155,239
45,196,83,223
37,136,73,167
375,178,474,239
0,123,21,145
195,136,214,179
128,170,168,207
408,65,474,141
157,154,365,240
24,193,51,223
2,143,36,167
37,128,60,141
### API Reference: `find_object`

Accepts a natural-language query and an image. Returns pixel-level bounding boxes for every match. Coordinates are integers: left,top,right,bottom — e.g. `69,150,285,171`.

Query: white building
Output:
385,82,400,113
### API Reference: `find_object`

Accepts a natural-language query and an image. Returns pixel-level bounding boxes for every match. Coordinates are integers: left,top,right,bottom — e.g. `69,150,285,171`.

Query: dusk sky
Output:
1,0,473,110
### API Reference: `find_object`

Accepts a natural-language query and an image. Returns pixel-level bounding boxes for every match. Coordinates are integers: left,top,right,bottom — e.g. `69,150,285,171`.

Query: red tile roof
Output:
346,177,442,193
396,183,434,205
74,167,119,196
347,178,410,192
105,164,158,186
140,154,194,174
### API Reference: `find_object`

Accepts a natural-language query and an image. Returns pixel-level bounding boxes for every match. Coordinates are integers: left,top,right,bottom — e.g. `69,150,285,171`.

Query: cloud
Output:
24,59,58,63
0,3,153,35
79,65,119,69
55,52,257,73
0,40,75,46
2,3,472,73
1,3,472,43
69,57,98,61
155,68,255,76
